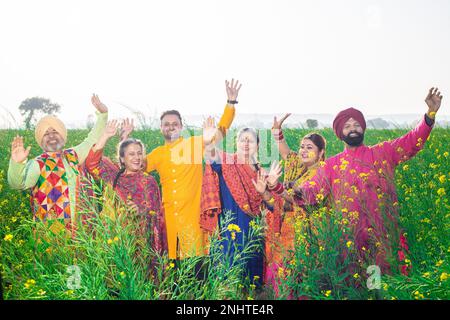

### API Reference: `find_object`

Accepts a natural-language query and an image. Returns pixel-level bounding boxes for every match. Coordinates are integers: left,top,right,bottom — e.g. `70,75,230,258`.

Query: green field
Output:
0,127,449,300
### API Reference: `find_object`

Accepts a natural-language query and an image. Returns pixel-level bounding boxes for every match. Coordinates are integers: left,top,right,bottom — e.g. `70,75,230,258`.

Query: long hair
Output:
112,138,146,189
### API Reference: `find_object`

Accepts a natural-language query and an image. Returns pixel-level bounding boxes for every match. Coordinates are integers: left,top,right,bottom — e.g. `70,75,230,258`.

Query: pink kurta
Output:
300,115,433,274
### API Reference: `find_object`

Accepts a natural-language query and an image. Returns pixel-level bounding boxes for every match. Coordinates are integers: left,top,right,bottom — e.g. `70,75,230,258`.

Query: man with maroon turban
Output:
295,87,443,276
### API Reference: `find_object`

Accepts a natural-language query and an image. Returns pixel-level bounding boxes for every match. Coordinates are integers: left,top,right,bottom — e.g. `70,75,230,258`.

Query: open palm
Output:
11,136,31,163
425,87,443,113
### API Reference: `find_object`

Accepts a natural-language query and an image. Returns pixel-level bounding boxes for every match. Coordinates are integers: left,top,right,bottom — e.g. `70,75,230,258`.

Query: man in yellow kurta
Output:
145,80,241,259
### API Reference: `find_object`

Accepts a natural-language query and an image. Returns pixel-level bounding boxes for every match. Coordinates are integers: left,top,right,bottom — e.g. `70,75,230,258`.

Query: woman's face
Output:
299,138,322,167
121,143,144,173
237,132,258,160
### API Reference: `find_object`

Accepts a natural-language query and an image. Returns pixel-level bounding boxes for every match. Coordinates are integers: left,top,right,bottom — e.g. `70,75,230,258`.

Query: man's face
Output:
342,118,364,146
42,127,65,152
160,114,182,142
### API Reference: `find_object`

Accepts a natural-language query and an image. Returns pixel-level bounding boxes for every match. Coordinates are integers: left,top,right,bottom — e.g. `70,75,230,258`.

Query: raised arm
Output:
203,117,220,163
203,79,242,148
272,114,292,160
119,118,134,142
385,87,442,165
72,94,108,164
92,120,120,152
7,136,40,190
86,120,120,176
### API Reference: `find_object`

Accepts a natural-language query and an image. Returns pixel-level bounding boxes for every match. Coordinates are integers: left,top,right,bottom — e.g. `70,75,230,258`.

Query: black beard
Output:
343,132,364,146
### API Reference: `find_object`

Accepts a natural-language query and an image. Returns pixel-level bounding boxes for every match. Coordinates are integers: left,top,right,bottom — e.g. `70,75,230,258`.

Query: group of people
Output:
7,82,443,293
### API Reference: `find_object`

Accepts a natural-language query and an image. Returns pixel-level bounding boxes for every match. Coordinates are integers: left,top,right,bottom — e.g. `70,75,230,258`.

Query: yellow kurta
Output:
146,104,235,259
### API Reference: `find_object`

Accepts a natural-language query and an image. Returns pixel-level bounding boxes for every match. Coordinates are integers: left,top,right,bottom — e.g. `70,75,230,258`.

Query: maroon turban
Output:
332,107,366,140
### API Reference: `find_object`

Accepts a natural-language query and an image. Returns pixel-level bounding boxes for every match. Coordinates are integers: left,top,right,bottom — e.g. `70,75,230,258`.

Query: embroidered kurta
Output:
7,112,108,236
146,104,235,259
299,115,434,273
85,147,167,255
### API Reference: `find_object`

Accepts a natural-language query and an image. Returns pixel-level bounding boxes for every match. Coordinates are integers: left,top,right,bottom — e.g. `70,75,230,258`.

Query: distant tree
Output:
306,119,318,129
19,97,61,129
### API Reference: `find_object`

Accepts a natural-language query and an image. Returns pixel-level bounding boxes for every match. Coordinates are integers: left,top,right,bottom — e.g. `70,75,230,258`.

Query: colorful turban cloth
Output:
332,107,366,140
35,115,67,147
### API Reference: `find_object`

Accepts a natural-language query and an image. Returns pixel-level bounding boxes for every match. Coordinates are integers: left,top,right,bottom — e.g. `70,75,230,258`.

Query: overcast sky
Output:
0,0,449,128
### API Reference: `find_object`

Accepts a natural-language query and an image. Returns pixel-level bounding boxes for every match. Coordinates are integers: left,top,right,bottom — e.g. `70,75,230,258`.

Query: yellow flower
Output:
353,273,360,279
309,181,316,186
227,224,241,233
65,290,74,295
267,197,275,205
92,168,100,176
440,272,448,282
253,275,260,282
277,267,284,277
37,289,46,296
438,175,446,184
107,239,113,245
166,262,175,270
24,279,36,289
120,271,126,278
3,234,13,242
114,236,119,242
316,193,324,201
437,188,446,197
414,290,424,299
324,290,332,297
333,179,341,184
242,204,250,211
346,241,353,248
231,232,236,240
341,208,348,214
436,260,444,267
149,210,156,216
319,246,324,251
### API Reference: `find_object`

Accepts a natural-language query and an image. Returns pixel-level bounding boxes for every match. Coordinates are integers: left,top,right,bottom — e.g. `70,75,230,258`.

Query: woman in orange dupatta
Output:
200,126,282,288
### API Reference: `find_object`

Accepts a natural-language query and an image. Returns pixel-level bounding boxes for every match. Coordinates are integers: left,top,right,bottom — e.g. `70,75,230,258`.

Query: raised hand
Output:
225,79,242,102
103,120,120,139
203,116,219,146
425,87,443,116
272,113,291,130
120,118,134,141
267,161,283,188
252,170,268,194
91,94,108,113
11,135,31,163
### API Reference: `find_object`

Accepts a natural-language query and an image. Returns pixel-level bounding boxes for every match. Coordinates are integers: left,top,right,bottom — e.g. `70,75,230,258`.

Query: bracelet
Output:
273,130,284,142
227,100,238,105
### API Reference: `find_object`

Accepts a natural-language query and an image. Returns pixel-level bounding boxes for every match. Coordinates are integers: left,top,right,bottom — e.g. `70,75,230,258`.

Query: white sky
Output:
0,0,449,128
